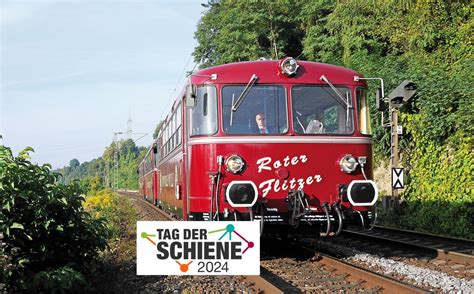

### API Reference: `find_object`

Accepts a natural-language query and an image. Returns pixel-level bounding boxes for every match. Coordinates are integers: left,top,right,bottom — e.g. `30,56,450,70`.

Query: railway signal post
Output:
386,81,416,213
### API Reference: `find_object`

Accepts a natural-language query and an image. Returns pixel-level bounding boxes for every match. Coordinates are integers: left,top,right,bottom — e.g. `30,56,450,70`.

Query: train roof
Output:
192,59,366,86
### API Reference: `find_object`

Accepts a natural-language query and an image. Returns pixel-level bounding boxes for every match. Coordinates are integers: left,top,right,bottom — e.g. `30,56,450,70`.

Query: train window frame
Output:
170,114,174,151
356,87,372,136
175,103,182,147
155,103,183,162
176,104,182,145
154,146,159,167
189,85,218,137
221,84,288,135
291,85,355,136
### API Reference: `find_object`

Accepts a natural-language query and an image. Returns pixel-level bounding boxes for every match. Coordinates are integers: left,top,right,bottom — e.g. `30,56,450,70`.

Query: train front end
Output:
186,59,378,236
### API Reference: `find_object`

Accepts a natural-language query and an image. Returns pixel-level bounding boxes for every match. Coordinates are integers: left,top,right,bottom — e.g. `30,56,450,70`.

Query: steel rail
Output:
117,191,174,221
371,225,474,251
343,226,474,266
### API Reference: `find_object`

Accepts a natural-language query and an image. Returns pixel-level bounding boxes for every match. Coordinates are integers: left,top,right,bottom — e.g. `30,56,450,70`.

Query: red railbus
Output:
140,58,378,236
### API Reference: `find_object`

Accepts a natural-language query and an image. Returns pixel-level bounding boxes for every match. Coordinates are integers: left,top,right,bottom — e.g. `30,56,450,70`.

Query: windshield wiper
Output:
231,74,258,112
320,75,353,127
319,75,351,109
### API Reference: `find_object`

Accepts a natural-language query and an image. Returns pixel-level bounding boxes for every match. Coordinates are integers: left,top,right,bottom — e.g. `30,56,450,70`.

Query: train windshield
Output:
291,86,354,135
222,85,288,135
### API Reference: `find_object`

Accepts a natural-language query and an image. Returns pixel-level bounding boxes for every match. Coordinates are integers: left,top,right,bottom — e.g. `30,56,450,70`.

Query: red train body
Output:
139,59,378,236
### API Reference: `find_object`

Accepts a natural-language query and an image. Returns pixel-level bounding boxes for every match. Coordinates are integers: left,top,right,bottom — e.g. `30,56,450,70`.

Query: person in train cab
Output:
308,108,325,134
294,108,325,134
255,112,269,134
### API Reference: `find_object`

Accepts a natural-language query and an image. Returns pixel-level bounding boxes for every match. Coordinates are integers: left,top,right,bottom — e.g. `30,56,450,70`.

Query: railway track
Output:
343,225,474,266
260,240,428,293
118,191,430,293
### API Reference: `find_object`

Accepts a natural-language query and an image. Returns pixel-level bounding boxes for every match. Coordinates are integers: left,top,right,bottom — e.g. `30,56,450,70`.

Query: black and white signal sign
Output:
392,168,404,189
397,125,403,135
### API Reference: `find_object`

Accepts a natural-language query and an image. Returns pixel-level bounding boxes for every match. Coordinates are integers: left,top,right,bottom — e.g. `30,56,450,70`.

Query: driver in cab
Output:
255,112,269,134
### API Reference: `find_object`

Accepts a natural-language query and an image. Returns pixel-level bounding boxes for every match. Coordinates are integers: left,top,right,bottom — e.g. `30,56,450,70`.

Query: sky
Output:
0,0,206,168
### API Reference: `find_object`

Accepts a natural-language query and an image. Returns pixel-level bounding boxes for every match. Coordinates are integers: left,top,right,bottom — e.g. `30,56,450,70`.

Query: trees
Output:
69,158,80,169
193,0,305,68
58,140,146,192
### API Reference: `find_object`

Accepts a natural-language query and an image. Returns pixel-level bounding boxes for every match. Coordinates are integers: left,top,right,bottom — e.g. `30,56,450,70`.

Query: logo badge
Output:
137,221,260,275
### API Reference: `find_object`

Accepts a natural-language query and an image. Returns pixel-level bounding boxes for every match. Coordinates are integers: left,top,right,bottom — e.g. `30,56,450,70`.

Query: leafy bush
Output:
84,189,121,239
31,266,87,292
400,117,473,239
0,145,109,292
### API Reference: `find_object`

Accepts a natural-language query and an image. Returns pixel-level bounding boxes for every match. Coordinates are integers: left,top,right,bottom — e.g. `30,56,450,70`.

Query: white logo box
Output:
137,221,260,275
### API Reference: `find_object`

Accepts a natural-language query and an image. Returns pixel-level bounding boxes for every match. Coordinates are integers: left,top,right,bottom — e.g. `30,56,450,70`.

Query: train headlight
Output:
347,180,378,206
340,154,358,174
225,154,245,174
279,57,299,76
226,181,258,207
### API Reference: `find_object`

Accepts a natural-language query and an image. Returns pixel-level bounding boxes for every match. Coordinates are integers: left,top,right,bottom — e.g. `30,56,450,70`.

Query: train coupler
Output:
285,190,310,228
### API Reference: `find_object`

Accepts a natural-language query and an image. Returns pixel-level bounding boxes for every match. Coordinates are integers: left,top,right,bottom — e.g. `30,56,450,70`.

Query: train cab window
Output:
190,86,217,136
357,88,372,135
222,85,287,134
291,86,354,135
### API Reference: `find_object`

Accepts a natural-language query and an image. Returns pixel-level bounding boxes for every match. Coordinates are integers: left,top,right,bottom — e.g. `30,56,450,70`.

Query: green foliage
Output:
400,116,473,239
194,0,305,68
57,139,147,192
69,158,80,169
84,189,122,239
0,145,109,291
31,266,87,292
86,193,138,292
193,0,473,238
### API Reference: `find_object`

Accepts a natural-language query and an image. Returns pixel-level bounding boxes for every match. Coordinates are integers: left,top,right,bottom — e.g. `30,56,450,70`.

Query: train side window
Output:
190,86,217,136
357,88,372,135
170,113,175,151
203,94,208,117
176,104,182,145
